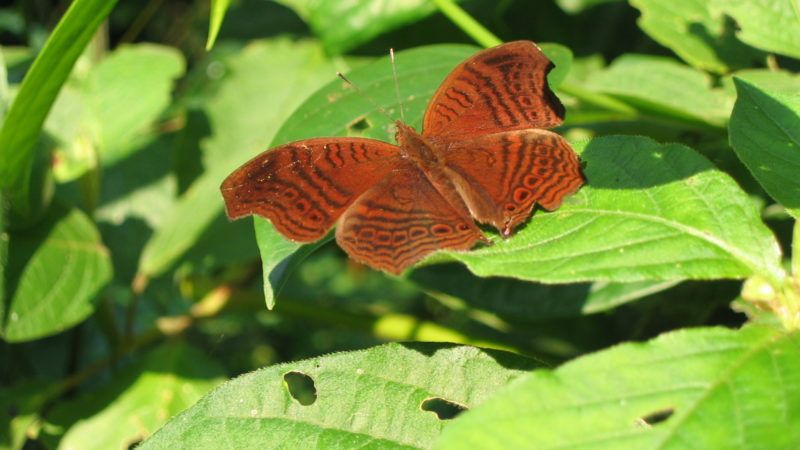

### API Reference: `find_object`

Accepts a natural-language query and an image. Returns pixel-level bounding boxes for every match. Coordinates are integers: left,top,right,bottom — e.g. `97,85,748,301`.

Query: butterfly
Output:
221,41,585,275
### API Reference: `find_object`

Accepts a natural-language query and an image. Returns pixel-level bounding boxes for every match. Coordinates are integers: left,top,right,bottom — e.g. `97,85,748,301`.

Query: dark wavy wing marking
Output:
441,129,584,235
423,41,564,140
221,137,400,242
336,166,486,274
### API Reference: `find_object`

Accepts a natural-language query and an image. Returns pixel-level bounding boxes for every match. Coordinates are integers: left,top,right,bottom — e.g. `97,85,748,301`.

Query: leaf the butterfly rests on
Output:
221,41,585,275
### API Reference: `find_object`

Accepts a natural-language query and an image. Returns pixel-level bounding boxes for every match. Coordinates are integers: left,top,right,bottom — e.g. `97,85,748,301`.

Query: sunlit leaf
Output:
435,325,800,449
630,0,761,73
141,343,539,449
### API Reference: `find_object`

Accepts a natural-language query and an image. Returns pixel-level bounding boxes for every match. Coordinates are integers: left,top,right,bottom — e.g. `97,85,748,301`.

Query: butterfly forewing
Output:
336,167,486,274
441,129,584,235
221,138,400,242
423,41,565,140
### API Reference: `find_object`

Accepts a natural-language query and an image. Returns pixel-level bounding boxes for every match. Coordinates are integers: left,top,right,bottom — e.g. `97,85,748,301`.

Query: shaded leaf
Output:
411,263,680,319
1,205,112,342
584,54,733,127
142,343,540,449
448,136,785,286
435,325,800,449
630,0,761,73
43,342,225,450
729,78,800,219
0,0,117,220
0,380,61,450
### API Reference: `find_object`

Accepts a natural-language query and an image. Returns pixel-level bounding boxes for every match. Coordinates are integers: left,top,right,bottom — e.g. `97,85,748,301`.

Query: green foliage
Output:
729,78,800,219
141,343,539,448
2,0,800,448
436,325,800,449
1,205,112,342
0,0,117,221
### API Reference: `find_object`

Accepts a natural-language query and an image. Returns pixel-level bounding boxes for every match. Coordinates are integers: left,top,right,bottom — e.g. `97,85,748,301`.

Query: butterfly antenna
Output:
336,72,395,122
390,48,405,122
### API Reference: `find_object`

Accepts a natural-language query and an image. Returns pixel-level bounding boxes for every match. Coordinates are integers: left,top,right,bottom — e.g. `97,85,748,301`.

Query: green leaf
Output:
275,0,441,54
434,325,800,449
141,343,540,449
138,38,337,277
714,0,800,59
584,54,733,127
85,44,185,162
411,263,680,318
206,0,231,50
447,136,785,286
0,0,117,220
1,205,112,342
42,343,224,450
629,0,761,73
538,42,572,89
729,78,800,219
254,217,327,309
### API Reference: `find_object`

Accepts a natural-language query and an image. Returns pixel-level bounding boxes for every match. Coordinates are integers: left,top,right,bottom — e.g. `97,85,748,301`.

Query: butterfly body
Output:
222,41,585,274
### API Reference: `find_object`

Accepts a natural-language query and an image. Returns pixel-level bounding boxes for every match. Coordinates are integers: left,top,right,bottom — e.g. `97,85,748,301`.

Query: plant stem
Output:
431,0,502,48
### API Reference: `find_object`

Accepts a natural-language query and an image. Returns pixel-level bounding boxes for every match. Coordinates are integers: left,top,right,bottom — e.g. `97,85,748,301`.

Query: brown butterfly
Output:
221,41,584,275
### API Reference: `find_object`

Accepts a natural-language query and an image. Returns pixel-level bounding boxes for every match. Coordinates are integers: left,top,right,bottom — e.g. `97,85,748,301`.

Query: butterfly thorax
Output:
394,121,475,223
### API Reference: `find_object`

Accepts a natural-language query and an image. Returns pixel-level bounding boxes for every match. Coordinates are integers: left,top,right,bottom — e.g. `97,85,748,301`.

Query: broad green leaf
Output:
729,78,800,219
253,43,478,305
206,0,231,50
138,38,337,277
141,343,540,449
0,205,112,342
411,263,680,319
435,325,800,449
275,0,441,54
448,136,785,286
42,343,225,450
629,0,761,73
85,44,184,162
584,54,733,127
714,0,800,59
0,0,117,220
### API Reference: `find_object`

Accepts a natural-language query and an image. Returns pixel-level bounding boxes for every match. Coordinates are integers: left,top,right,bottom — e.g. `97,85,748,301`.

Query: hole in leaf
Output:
283,371,317,406
348,117,371,133
420,397,467,420
638,407,675,427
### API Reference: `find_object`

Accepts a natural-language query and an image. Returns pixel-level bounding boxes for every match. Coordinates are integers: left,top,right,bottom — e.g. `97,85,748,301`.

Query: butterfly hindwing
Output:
336,166,486,274
221,138,400,242
441,129,584,235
